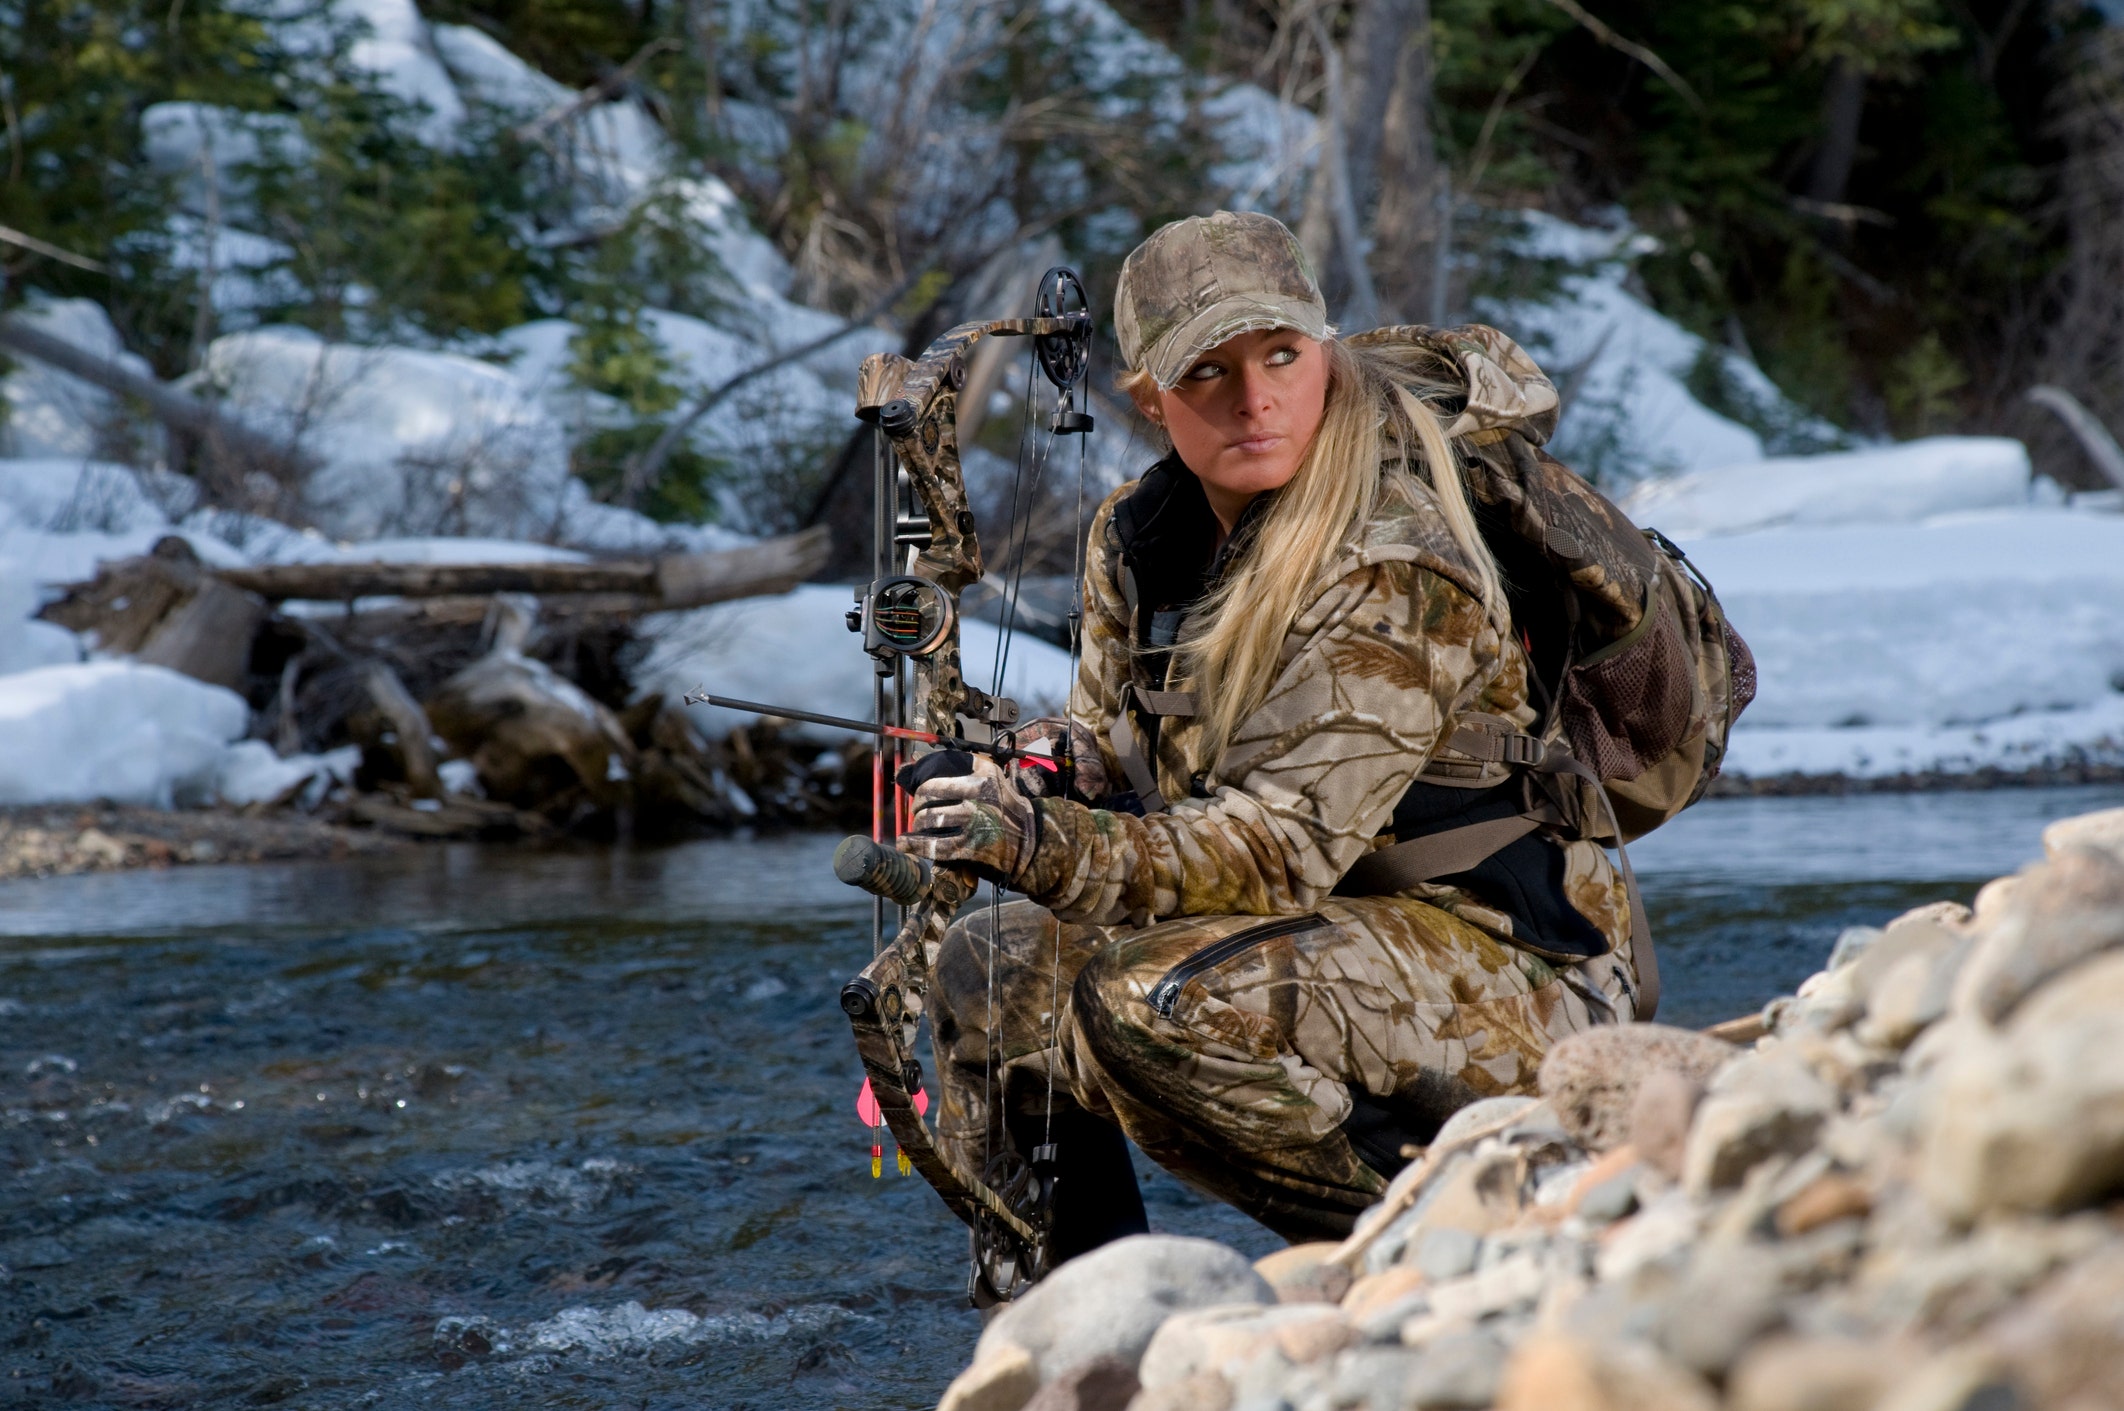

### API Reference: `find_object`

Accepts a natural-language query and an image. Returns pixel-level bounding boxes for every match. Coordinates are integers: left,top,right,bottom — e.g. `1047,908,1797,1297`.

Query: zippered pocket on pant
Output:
1147,913,1329,1019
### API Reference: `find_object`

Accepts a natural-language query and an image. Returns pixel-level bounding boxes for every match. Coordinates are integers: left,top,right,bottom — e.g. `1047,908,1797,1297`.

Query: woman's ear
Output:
1127,381,1165,426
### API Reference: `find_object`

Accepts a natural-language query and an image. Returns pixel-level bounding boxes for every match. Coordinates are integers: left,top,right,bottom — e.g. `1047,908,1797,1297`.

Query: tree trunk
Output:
2020,24,2124,491
1360,0,1440,324
1807,56,1867,208
1300,0,1426,323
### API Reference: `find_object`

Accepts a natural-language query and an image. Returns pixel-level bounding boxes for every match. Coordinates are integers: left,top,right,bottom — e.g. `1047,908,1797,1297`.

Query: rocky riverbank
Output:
936,805,2124,1411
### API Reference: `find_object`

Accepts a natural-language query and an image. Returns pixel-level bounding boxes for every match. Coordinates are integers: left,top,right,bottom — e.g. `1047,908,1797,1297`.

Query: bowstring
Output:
984,342,1049,1211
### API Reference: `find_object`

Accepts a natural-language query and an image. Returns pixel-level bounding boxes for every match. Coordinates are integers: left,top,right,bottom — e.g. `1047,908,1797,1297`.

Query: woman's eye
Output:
1183,362,1224,381
1266,346,1299,366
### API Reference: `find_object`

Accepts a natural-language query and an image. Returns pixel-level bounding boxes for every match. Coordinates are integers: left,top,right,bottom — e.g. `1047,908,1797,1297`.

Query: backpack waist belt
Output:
1338,722,1661,1019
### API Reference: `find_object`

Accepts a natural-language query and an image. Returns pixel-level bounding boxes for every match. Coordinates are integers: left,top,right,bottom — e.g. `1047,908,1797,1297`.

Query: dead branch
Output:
616,273,930,509
1537,0,1703,113
513,37,680,146
0,225,107,273
0,315,303,483
2026,385,2124,491
211,525,830,607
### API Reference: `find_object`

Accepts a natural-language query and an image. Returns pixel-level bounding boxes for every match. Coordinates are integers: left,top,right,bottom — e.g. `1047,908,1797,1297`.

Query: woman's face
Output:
1131,328,1330,534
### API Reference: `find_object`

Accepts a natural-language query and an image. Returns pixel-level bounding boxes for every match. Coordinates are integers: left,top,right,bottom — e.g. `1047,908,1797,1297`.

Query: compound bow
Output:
830,267,1095,1305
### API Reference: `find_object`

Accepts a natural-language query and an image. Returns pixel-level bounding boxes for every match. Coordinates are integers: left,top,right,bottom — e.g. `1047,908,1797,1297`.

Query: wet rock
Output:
1871,1349,2018,1411
1575,1166,1641,1225
1725,1336,1919,1411
1135,1304,1337,1391
1855,1215,2107,1335
1022,1358,1139,1411
2041,805,2124,864
979,1236,1273,1385
1791,960,1866,1033
1774,1170,1872,1237
1273,1309,1356,1365
1341,1265,1426,1325
1855,924,1969,1050
1252,1242,1352,1305
1653,1247,1787,1377
1400,1329,1509,1409
1824,925,1883,972
1495,1335,1717,1411
1982,1244,2124,1409
940,1344,1040,1411
1628,1070,1705,1180
1420,1242,1555,1325
1413,1226,1480,1282
1125,1370,1231,1411
1539,1025,1737,1151
1922,951,2124,1220
1950,846,2124,1023
1682,1050,1836,1195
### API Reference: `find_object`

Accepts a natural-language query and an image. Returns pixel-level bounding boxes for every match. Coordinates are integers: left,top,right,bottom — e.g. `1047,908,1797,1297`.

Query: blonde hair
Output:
1119,339,1503,769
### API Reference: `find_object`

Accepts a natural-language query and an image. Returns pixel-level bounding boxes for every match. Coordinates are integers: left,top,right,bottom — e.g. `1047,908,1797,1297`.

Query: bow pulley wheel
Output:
1033,267,1092,394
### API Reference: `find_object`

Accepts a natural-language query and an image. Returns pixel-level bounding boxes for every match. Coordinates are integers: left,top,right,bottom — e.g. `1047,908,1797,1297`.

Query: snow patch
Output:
634,584,1074,740
196,326,572,541
1698,508,2124,777
1483,214,1838,483
1622,437,2034,539
0,662,249,808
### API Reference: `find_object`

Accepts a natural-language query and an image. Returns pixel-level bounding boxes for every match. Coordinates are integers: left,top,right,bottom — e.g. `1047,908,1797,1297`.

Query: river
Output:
3,785,2118,1409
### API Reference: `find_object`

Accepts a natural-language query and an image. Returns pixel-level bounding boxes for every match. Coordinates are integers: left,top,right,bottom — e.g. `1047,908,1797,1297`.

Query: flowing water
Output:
3,785,2119,1409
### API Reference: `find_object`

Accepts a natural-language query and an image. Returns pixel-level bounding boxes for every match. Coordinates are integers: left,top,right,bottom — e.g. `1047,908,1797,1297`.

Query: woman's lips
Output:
1229,434,1285,453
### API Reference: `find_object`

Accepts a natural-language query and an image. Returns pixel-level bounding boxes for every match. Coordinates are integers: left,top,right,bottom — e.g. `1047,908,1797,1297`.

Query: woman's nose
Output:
1230,366,1274,418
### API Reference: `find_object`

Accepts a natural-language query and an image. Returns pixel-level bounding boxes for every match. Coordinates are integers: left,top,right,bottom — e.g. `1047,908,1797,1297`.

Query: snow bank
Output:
197,326,572,541
0,662,249,807
1623,437,2035,539
1696,508,2124,778
1482,214,1839,483
633,584,1074,741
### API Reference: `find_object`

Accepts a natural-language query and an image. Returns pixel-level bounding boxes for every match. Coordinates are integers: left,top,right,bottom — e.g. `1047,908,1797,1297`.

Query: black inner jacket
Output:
1110,455,1608,961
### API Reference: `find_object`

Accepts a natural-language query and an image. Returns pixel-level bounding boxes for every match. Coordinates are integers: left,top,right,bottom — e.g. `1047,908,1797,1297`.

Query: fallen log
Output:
213,525,830,608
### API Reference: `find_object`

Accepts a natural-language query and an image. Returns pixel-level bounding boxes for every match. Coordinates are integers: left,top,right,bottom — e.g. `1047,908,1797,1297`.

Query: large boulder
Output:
975,1236,1273,1389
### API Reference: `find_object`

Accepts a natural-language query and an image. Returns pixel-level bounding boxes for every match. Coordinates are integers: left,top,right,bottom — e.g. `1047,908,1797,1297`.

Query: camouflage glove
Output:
897,751,1059,893
1003,717,1110,804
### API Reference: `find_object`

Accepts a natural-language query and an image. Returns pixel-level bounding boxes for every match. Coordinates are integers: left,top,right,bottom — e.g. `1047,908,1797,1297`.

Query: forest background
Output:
3,0,2122,536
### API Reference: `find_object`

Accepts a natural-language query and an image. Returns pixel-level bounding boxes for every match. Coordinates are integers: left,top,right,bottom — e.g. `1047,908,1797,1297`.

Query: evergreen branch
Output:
1536,0,1703,114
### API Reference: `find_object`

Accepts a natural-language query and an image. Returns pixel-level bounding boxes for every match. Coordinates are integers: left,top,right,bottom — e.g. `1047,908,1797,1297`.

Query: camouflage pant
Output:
931,896,1638,1243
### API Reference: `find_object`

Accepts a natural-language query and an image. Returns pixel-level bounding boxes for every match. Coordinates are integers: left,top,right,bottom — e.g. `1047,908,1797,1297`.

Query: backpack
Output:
1339,325,1758,1017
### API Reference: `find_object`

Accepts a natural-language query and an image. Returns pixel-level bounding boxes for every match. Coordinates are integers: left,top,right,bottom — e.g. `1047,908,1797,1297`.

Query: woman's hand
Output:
896,751,1042,888
1005,717,1109,804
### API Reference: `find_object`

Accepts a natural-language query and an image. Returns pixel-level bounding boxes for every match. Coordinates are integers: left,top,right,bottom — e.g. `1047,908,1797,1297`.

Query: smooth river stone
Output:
1539,1024,1738,1151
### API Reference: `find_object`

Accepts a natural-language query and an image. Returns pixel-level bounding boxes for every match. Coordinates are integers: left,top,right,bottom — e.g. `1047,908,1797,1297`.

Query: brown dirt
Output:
0,803,407,881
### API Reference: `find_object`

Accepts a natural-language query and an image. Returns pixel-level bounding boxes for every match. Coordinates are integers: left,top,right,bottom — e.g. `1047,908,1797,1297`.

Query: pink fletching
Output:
856,1078,930,1123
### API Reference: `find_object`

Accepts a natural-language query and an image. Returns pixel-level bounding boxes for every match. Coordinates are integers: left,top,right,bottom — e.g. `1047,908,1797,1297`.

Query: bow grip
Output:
834,835,932,905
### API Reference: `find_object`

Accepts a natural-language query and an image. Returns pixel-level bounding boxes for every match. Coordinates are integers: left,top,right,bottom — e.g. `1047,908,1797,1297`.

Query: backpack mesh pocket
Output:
1561,596,1696,782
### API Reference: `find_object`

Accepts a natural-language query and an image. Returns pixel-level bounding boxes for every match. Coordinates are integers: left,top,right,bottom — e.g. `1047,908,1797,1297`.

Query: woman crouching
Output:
899,210,1643,1265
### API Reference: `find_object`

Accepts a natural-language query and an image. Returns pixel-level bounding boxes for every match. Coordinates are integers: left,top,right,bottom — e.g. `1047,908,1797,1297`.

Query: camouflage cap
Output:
1115,211,1329,389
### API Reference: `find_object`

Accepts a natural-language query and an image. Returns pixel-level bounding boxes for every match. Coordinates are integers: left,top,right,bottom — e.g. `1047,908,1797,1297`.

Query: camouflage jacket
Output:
1013,470,1629,957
